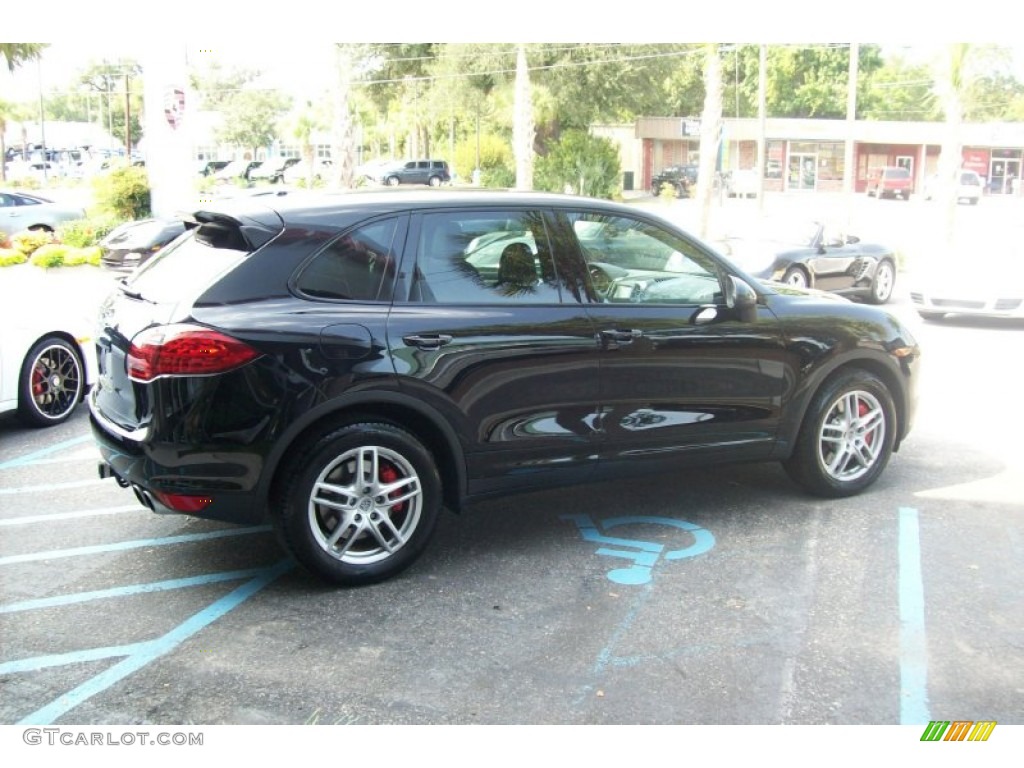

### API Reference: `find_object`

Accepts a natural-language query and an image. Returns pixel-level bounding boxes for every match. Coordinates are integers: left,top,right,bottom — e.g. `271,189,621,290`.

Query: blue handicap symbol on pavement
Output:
561,514,715,585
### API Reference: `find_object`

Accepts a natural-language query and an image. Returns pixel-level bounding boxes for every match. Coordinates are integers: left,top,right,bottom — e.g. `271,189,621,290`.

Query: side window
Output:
411,211,564,304
567,211,723,306
294,218,400,302
417,161,429,170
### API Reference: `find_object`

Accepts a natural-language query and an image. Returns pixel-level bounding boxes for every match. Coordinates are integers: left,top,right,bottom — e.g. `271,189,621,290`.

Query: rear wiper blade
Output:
117,278,149,301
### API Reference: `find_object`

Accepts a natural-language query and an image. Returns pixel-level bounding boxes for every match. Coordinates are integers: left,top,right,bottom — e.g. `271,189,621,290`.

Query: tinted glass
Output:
295,218,400,302
567,212,723,305
411,211,563,304
123,229,249,303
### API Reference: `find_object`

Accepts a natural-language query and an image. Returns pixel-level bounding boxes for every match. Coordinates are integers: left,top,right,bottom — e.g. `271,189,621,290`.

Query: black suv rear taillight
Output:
127,324,260,382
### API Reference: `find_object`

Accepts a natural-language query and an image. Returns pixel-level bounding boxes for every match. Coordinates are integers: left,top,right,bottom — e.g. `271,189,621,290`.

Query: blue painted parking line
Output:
0,567,274,614
563,514,715,585
0,641,158,675
899,506,930,725
0,526,273,566
16,558,295,725
0,435,92,471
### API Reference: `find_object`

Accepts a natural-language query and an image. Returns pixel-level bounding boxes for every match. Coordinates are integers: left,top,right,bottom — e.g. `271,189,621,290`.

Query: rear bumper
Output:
89,397,268,526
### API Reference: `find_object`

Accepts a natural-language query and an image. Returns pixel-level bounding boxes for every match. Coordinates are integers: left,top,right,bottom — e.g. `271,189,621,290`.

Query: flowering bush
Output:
11,230,54,255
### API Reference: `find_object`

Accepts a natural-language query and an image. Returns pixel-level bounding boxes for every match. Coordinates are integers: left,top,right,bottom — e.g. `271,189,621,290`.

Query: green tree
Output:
0,43,46,73
860,54,939,121
189,60,261,110
216,89,292,159
78,60,144,148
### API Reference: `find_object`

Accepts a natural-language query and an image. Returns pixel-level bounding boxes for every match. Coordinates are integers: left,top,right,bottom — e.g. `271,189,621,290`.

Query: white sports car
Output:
0,310,97,427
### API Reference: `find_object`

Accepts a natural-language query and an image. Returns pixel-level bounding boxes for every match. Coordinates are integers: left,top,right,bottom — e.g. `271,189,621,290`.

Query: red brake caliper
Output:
379,462,406,512
32,364,46,396
858,399,873,446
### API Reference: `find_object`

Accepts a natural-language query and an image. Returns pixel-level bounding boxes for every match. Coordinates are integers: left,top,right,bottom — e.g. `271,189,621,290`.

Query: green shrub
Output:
14,176,41,191
12,230,54,256
453,133,514,186
30,243,70,268
0,248,27,266
659,182,678,204
93,164,151,220
80,246,102,266
58,216,123,248
535,130,621,199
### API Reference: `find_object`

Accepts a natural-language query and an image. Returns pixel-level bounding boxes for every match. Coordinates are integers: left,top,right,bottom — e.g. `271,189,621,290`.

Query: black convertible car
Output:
717,220,897,304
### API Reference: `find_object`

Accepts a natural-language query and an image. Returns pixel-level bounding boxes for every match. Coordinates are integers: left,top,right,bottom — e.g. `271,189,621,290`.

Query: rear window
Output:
121,227,250,304
883,168,910,179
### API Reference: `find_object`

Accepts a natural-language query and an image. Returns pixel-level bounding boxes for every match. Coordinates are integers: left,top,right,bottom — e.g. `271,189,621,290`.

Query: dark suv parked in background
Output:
651,164,698,197
374,159,451,187
90,191,920,586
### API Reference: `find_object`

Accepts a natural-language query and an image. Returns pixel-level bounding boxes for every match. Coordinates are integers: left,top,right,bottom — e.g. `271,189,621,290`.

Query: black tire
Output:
782,266,810,289
868,260,896,304
274,423,441,586
386,176,400,187
428,175,442,187
784,370,897,497
17,336,84,427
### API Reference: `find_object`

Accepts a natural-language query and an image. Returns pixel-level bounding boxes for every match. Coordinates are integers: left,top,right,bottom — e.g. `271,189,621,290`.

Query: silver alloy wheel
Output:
27,341,82,421
784,268,808,288
307,445,423,565
817,390,886,482
873,262,895,302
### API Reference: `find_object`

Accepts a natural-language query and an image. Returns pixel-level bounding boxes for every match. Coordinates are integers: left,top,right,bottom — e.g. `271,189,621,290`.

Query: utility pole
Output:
757,44,767,213
124,74,132,160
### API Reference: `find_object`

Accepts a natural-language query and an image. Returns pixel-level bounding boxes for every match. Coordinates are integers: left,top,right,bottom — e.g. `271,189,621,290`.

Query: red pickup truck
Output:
867,166,913,200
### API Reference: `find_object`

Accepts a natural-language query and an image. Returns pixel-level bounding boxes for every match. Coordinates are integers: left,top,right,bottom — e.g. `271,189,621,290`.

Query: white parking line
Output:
0,505,141,526
0,478,112,495
0,526,273,566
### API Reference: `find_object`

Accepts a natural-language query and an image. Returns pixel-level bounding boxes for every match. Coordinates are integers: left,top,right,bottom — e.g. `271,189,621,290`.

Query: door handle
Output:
402,334,453,350
599,329,642,345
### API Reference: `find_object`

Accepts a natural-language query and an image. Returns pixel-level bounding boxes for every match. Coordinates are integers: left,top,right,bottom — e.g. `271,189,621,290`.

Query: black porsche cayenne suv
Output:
90,190,920,586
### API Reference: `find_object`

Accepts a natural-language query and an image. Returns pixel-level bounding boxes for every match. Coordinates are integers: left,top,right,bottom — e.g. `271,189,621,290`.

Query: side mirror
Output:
725,275,759,324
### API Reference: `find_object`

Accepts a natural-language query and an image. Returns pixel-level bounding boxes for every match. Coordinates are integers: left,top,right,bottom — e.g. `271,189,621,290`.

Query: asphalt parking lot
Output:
1,193,1022,732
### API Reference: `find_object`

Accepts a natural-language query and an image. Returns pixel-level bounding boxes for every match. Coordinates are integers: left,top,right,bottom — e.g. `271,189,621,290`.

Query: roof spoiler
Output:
177,205,284,251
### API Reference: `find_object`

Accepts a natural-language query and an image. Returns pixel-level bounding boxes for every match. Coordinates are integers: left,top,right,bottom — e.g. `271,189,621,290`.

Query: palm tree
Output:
696,44,723,240
934,44,972,246
0,43,45,73
513,44,534,191
0,44,47,183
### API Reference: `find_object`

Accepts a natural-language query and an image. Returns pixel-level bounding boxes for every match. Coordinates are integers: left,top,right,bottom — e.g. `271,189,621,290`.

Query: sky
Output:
3,1,1022,105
